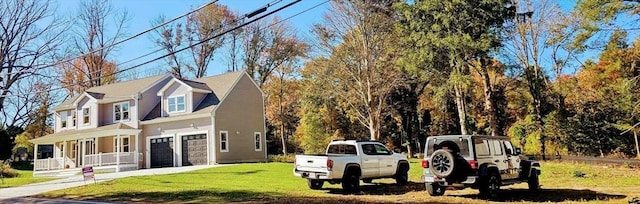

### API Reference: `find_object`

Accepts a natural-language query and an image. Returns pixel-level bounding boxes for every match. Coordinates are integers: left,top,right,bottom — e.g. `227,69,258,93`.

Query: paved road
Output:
0,165,227,201
0,197,116,204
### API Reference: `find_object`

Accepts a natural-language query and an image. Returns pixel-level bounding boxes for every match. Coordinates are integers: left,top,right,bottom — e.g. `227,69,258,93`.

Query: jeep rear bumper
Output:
423,174,478,185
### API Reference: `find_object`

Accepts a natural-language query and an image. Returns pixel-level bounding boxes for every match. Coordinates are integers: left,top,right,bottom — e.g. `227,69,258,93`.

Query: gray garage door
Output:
182,134,207,166
150,137,174,168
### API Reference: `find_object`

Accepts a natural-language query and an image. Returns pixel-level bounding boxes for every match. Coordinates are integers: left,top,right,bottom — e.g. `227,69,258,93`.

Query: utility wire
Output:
4,0,220,76
0,0,304,98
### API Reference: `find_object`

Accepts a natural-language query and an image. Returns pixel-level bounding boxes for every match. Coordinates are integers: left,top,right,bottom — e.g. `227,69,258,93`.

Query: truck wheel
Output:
430,149,455,178
307,179,324,190
426,182,445,196
342,172,360,193
363,179,372,183
394,165,409,185
479,172,501,199
528,169,540,192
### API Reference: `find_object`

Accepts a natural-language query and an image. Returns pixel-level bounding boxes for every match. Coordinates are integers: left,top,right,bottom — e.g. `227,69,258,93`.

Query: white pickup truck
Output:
293,140,410,192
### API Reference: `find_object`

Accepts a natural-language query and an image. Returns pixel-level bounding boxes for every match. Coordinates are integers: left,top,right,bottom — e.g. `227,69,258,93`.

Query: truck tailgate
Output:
295,155,329,172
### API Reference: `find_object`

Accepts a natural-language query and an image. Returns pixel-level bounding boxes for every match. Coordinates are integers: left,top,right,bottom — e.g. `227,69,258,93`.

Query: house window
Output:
83,108,90,125
168,96,185,112
113,136,130,152
70,141,77,159
220,131,228,152
114,102,130,121
254,132,261,151
71,110,76,127
61,112,68,128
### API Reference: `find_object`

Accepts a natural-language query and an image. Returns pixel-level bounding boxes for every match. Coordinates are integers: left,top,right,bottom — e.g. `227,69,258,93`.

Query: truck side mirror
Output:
515,148,522,155
394,148,401,154
505,148,513,155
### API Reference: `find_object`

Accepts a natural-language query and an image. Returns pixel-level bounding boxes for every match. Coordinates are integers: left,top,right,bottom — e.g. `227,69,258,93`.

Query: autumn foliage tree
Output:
60,54,117,95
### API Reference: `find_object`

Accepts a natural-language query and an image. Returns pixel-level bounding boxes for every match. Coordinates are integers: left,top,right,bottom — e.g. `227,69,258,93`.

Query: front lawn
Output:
1,170,56,188
37,160,640,203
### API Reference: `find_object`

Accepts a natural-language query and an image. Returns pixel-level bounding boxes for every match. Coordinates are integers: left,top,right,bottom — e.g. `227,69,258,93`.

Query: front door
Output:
151,137,174,168
489,140,510,179
360,143,380,178
373,144,395,176
503,141,521,179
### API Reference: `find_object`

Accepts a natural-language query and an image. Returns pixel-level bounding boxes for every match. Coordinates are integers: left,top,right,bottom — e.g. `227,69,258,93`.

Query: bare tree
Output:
185,4,234,78
151,15,186,78
0,0,66,126
243,18,308,88
71,0,129,88
313,0,401,141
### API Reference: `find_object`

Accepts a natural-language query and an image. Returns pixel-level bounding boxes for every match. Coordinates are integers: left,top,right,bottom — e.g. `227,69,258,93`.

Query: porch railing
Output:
83,151,137,167
34,157,75,171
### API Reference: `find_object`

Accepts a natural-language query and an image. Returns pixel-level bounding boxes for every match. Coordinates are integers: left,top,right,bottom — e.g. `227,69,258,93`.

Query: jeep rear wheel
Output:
426,182,446,196
307,179,324,190
480,172,501,199
430,149,455,178
528,169,540,192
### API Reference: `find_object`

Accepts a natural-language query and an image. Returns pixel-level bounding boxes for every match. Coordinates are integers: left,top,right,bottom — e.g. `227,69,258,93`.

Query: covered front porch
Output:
30,123,142,177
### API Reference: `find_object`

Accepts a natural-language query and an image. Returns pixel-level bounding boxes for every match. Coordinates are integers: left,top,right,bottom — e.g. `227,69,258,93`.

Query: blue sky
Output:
53,0,638,79
56,0,329,79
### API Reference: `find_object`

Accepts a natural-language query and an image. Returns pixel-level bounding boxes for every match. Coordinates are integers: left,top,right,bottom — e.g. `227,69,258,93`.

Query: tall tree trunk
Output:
480,69,499,136
454,82,468,135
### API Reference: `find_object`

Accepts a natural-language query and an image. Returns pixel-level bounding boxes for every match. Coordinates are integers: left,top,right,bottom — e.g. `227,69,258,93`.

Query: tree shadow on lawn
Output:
454,188,627,203
326,181,425,195
38,189,283,203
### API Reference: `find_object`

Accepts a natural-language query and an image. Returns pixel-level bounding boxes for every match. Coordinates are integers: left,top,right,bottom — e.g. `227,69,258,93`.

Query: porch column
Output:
33,143,39,173
81,138,86,166
62,140,67,167
116,134,121,172
135,132,140,169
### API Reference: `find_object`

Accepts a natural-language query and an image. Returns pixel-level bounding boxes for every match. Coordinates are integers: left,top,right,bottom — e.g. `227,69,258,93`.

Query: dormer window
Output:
168,95,185,113
71,110,76,127
83,108,90,125
114,102,130,121
61,112,68,128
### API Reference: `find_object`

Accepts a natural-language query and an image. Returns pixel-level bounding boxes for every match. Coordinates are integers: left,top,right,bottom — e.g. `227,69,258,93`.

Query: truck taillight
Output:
327,159,333,170
468,160,478,169
422,160,429,168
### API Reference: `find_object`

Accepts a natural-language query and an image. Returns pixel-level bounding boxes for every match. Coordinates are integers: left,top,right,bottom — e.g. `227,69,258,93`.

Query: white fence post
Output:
47,158,51,170
99,152,102,166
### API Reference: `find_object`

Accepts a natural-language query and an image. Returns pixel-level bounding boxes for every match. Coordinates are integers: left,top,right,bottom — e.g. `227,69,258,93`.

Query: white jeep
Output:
422,135,541,198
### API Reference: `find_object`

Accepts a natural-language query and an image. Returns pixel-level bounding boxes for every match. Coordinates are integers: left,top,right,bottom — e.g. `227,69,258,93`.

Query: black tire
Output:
395,164,409,185
307,179,324,190
528,169,540,192
363,179,372,183
342,172,360,193
479,172,501,199
426,182,446,196
430,149,455,178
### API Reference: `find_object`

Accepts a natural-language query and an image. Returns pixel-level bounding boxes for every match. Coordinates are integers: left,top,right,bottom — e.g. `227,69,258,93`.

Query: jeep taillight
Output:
422,160,429,168
468,160,478,169
327,159,333,171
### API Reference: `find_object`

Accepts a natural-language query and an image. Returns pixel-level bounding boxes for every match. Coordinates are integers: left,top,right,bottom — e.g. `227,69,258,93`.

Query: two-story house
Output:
30,71,266,176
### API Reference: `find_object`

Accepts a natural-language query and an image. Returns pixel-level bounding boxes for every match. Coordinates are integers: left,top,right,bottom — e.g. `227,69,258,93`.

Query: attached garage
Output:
150,137,174,168
181,134,207,166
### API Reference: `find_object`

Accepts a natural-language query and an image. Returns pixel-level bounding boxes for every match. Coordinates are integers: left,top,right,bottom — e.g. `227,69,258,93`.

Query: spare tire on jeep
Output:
430,149,455,178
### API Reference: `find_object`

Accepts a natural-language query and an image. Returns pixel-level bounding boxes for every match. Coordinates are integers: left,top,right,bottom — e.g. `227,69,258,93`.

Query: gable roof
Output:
142,71,245,122
53,74,171,111
157,77,212,96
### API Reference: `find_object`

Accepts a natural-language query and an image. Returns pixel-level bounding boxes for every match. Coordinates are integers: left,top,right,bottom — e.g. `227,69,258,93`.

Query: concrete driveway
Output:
0,165,227,201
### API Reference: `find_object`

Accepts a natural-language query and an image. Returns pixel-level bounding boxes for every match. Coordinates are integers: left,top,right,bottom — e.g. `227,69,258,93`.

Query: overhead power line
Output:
0,0,306,98
5,0,220,76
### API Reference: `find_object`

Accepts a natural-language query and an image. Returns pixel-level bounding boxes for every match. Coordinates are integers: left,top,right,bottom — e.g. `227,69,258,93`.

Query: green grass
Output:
36,159,640,203
0,170,56,188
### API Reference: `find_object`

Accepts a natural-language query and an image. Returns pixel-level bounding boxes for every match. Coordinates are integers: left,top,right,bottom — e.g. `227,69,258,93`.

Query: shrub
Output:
268,154,296,163
1,162,19,178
